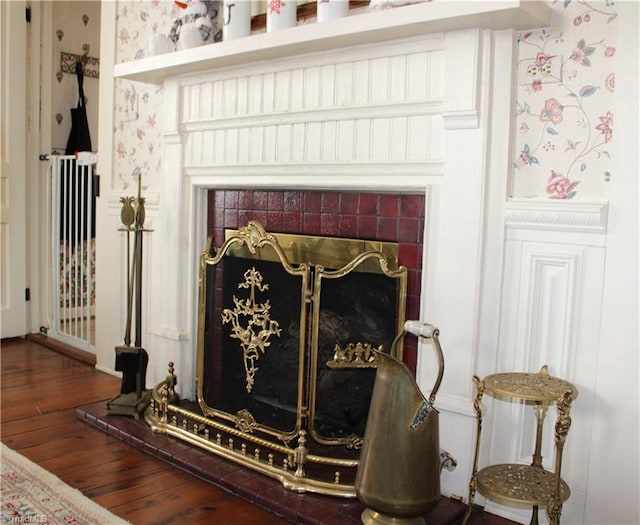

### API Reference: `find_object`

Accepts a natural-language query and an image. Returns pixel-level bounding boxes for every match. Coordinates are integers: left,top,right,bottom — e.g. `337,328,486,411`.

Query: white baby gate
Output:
47,154,96,352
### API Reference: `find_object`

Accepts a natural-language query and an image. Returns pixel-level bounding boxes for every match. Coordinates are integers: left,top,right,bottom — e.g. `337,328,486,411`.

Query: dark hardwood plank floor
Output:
1,338,290,525
1,338,517,525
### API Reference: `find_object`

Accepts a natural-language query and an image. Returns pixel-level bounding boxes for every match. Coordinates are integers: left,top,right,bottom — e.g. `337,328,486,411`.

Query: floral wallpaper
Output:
113,0,618,200
113,1,181,192
513,0,617,199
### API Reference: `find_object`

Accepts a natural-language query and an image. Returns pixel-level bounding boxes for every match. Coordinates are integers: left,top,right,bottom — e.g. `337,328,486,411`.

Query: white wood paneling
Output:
180,36,445,176
484,201,607,524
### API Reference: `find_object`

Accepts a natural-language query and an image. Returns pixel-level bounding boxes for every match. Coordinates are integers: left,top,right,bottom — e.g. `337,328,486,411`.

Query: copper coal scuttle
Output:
356,321,445,525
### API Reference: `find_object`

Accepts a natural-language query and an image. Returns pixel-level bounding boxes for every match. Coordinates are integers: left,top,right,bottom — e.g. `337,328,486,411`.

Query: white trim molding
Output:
505,199,608,234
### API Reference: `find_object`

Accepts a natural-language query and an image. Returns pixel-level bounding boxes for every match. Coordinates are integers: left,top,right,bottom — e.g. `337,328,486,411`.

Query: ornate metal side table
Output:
462,365,578,525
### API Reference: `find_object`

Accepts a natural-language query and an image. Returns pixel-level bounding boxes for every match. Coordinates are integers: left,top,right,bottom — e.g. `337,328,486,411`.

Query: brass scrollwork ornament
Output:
235,409,258,433
326,342,381,369
222,267,282,392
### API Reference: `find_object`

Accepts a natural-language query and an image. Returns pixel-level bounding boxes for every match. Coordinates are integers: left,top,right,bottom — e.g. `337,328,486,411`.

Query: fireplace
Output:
107,4,550,504
147,220,408,495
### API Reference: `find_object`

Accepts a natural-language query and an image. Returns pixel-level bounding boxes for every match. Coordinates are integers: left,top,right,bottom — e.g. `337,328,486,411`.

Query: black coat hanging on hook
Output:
61,61,96,244
66,61,92,154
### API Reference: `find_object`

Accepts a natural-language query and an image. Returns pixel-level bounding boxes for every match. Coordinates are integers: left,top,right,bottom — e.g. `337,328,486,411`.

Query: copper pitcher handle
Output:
390,322,445,405
426,326,444,405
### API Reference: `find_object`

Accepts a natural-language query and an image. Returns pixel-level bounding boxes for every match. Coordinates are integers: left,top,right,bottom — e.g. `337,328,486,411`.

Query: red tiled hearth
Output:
77,402,519,525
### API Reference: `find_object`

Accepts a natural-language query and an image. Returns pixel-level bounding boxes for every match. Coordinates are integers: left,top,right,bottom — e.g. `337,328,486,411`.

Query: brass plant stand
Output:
463,366,578,525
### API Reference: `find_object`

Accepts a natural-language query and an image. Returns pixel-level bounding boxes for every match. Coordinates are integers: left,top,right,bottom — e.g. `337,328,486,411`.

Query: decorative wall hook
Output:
60,44,100,79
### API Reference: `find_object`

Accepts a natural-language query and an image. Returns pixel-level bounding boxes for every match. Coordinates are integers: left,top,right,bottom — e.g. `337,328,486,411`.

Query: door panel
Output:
0,1,28,338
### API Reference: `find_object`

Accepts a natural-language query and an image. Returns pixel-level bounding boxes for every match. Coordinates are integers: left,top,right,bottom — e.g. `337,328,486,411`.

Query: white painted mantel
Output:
97,2,636,524
114,1,550,85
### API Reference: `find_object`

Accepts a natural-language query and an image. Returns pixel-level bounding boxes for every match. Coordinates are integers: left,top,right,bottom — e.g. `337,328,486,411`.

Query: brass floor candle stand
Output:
463,365,578,525
106,178,152,419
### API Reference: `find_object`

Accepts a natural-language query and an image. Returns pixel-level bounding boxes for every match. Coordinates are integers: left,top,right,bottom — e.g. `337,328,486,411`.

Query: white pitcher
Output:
224,0,251,40
266,0,297,32
317,0,349,22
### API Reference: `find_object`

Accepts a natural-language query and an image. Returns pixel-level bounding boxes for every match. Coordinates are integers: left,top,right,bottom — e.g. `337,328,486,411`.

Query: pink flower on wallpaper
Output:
595,111,613,142
116,142,128,159
532,80,543,92
570,48,584,62
535,52,551,65
515,144,539,168
604,46,616,57
546,171,580,199
269,0,286,15
540,98,564,124
571,39,596,66
119,28,130,45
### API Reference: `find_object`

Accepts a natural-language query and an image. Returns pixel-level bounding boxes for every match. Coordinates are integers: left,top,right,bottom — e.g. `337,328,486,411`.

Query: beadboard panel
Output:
181,53,444,122
184,114,442,167
180,38,446,171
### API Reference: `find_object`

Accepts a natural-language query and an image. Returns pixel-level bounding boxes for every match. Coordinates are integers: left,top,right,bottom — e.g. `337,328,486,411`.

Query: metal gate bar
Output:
48,154,95,351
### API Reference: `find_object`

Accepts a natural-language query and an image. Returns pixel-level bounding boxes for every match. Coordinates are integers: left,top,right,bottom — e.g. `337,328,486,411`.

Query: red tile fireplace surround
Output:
207,189,425,371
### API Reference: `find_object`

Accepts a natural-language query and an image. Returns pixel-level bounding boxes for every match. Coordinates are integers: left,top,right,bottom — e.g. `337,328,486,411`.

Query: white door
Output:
0,1,28,338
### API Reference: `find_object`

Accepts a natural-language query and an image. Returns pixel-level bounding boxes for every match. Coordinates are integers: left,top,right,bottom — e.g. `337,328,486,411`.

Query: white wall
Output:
584,2,639,523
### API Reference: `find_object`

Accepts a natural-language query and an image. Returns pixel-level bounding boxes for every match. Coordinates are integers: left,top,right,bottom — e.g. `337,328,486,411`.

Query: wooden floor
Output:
1,338,290,525
1,338,517,525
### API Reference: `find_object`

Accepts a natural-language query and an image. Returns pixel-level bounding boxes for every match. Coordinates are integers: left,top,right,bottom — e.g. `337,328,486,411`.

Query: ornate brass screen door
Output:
199,227,309,441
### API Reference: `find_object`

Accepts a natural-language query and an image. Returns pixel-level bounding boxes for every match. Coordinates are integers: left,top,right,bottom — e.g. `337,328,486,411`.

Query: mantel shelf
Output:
114,0,549,85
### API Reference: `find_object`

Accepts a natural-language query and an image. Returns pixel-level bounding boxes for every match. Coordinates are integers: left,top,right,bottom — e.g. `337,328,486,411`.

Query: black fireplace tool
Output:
106,177,152,419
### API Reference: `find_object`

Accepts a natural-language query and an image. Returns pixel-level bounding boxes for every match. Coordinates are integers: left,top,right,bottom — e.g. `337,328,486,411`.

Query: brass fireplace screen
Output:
146,221,407,496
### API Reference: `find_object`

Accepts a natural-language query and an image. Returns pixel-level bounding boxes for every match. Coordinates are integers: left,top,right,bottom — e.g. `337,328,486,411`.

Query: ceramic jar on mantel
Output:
223,0,251,40
266,0,297,32
317,0,349,22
